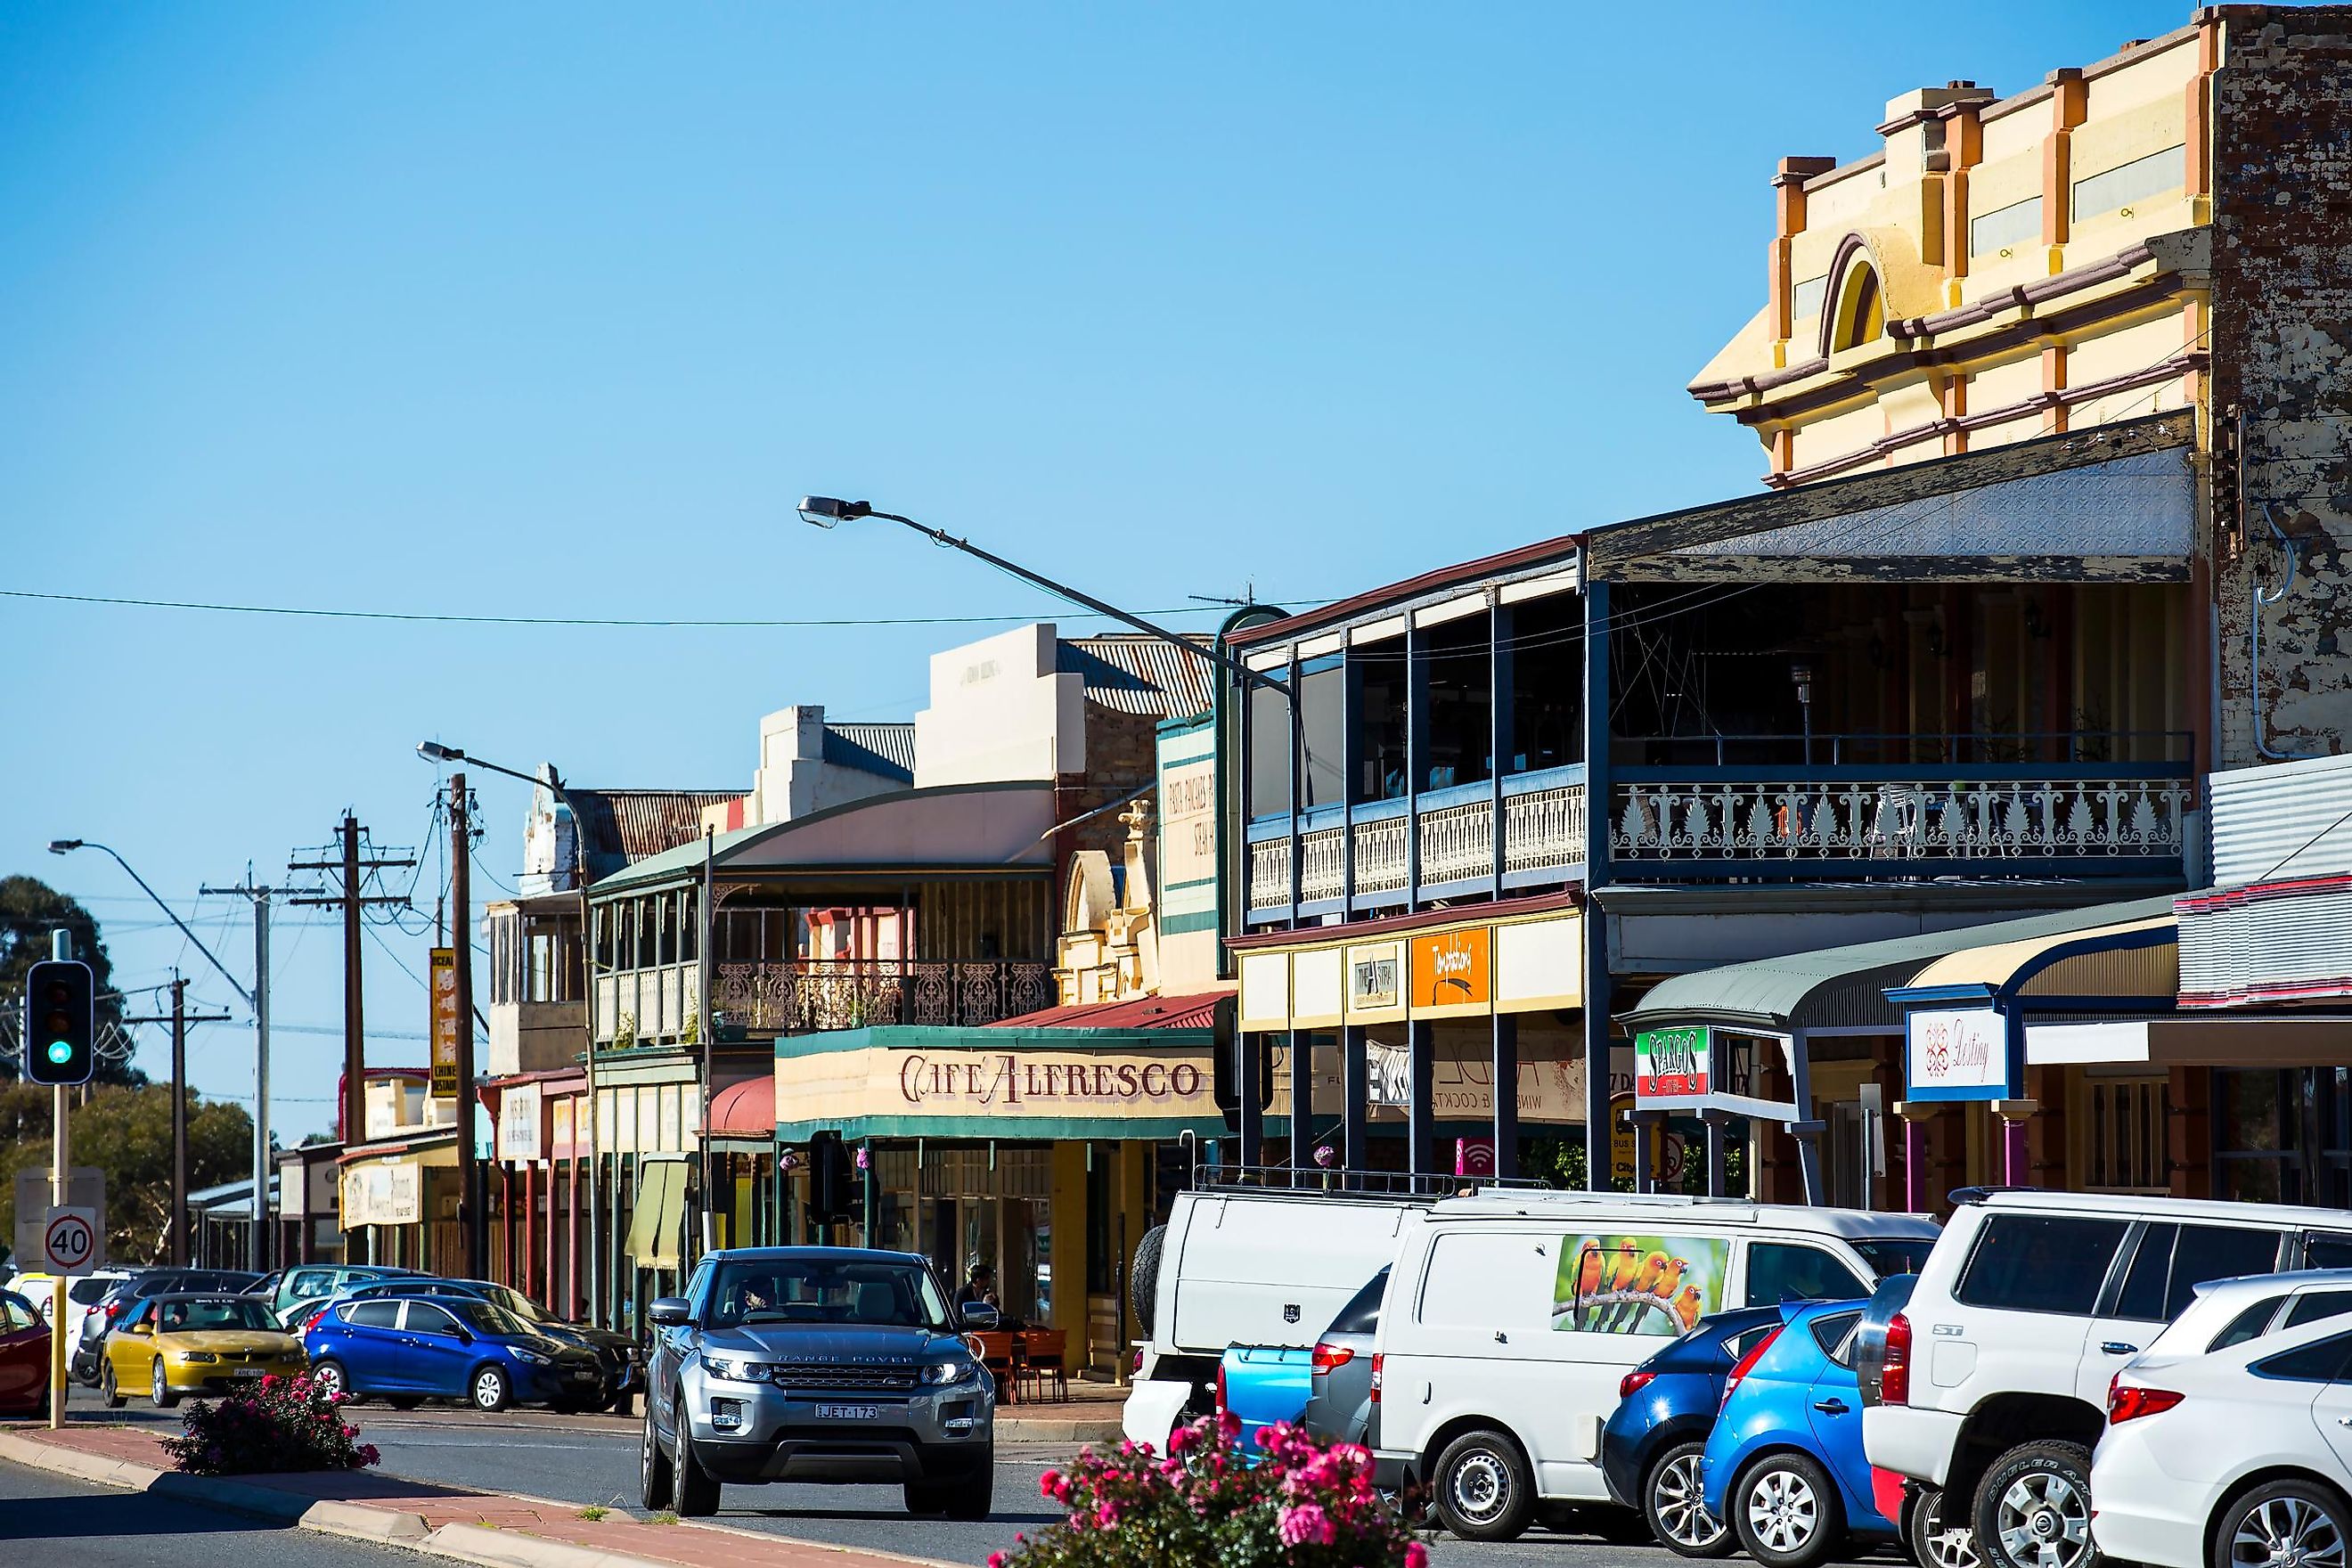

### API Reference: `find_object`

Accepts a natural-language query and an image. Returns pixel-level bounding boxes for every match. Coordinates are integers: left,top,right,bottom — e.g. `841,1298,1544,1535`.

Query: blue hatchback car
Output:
305,1293,606,1412
1599,1306,1783,1557
1701,1298,1901,1568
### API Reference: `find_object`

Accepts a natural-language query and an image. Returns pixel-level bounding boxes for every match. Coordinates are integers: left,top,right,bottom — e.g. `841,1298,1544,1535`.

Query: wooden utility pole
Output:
289,817,413,1147
450,773,485,1280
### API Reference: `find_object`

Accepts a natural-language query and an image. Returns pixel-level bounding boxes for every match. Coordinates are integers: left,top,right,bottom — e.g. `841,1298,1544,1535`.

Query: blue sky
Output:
0,2,2188,1138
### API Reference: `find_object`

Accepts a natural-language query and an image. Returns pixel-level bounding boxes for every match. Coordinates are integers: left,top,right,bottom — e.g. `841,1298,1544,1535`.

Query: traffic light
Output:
806,1129,855,1225
23,958,96,1087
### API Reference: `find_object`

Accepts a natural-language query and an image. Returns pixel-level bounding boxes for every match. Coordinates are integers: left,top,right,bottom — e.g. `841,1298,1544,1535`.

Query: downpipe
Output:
2253,502,2319,762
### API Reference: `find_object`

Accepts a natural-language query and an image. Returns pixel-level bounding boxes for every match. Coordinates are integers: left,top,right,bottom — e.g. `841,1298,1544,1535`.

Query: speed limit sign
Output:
41,1205,100,1275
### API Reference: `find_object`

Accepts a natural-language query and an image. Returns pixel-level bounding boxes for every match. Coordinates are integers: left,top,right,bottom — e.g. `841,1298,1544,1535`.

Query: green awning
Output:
1619,894,2181,1037
625,1158,689,1269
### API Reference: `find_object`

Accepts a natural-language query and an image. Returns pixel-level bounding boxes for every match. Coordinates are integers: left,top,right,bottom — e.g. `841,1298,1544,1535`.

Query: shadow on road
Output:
0,1483,297,1540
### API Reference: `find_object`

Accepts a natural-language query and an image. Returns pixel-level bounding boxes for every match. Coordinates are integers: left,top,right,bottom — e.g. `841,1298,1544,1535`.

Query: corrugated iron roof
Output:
985,989,1231,1031
568,788,741,878
823,722,916,780
1061,634,1216,720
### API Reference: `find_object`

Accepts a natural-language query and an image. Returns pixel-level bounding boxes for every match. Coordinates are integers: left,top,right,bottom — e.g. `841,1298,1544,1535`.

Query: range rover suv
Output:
641,1246,996,1518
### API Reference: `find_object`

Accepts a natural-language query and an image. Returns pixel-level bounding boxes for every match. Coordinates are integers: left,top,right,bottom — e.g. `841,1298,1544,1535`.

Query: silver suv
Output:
641,1246,996,1518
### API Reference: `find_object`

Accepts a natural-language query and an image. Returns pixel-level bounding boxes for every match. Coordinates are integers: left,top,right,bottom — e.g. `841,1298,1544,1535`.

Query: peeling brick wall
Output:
2212,4,2352,763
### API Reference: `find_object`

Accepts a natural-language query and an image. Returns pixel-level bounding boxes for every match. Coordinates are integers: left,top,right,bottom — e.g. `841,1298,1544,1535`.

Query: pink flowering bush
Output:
160,1373,381,1476
988,1411,1426,1568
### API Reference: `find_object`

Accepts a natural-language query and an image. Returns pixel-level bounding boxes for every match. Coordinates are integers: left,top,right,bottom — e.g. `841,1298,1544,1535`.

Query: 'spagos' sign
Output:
1634,1025,1711,1099
1906,1006,2013,1099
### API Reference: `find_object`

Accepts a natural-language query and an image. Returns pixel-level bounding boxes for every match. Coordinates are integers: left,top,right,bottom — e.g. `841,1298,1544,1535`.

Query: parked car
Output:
1216,1343,1313,1457
642,1246,995,1519
15,1267,136,1351
1123,1183,1436,1450
1701,1299,1900,1568
72,1269,261,1384
1597,1304,1783,1556
2134,1266,2352,1358
100,1293,306,1409
2093,1310,2352,1568
340,1277,641,1413
242,1263,417,1326
306,1294,604,1413
1303,1267,1388,1448
1369,1189,1938,1542
1859,1188,2352,1568
0,1288,52,1417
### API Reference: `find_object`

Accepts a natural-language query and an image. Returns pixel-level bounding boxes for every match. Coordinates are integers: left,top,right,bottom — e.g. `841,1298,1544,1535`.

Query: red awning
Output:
703,1074,776,1138
984,990,1229,1032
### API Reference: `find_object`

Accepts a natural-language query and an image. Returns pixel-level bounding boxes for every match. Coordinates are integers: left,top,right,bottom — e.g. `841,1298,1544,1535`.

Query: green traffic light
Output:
46,1040,72,1065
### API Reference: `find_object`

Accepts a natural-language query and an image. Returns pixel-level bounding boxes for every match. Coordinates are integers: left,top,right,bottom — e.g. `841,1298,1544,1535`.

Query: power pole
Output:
288,815,414,1147
124,976,232,1267
449,773,486,1280
200,873,316,1273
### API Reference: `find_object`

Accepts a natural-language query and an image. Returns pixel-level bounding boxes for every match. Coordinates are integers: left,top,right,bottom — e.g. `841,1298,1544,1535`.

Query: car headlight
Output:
511,1346,550,1365
920,1360,979,1386
182,1352,219,1364
701,1353,777,1384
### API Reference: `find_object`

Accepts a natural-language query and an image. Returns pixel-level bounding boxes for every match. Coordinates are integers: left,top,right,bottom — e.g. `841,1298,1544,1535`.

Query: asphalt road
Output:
51,1384,1887,1567
0,1456,415,1568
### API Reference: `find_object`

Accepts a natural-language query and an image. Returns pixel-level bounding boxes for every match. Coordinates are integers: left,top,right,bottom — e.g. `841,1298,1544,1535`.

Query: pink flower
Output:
1094,1499,1121,1529
986,1555,1008,1568
1405,1541,1430,1568
1039,1469,1070,1504
1166,1424,1196,1454
1278,1503,1335,1548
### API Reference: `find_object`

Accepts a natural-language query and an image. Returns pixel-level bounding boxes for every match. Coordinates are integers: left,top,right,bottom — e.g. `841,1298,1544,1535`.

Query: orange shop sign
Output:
1409,927,1490,1011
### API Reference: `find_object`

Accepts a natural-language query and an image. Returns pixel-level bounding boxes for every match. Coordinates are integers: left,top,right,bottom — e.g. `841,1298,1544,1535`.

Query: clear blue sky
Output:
0,1,2188,1139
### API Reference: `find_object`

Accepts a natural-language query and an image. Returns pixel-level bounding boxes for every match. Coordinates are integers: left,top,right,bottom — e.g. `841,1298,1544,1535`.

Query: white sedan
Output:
2094,1311,2352,1568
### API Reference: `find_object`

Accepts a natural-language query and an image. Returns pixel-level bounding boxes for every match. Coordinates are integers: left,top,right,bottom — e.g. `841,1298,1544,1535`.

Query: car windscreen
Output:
1852,1239,1936,1278
154,1298,280,1333
483,1285,549,1321
450,1302,535,1337
69,1278,117,1305
707,1258,951,1330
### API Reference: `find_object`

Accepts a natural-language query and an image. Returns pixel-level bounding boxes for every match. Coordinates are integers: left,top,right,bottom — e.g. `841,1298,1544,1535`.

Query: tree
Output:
1,875,140,1086
0,1080,254,1266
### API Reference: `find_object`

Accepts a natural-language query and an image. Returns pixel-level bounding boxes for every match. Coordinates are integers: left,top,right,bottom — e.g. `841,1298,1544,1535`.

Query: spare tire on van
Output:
1131,1225,1165,1336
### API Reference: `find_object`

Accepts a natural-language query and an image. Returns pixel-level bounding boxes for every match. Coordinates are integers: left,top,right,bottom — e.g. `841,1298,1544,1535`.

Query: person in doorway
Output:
955,1262,1000,1314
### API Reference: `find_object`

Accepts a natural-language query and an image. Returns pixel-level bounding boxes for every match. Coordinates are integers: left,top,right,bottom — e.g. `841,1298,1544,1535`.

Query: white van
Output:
1373,1190,1940,1541
1122,1184,1434,1449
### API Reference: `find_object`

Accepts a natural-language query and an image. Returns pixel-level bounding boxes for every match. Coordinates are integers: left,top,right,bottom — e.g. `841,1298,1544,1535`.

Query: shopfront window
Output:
2217,1068,2294,1204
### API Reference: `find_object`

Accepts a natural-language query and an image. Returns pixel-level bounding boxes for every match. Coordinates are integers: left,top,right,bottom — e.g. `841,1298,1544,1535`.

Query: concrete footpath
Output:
0,1424,958,1568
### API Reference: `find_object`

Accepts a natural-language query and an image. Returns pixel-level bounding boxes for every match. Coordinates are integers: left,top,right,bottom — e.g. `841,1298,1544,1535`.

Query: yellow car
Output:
102,1292,306,1408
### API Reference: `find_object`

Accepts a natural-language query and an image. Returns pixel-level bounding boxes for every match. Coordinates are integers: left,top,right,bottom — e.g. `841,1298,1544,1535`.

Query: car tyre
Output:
470,1365,511,1413
943,1460,994,1522
1972,1441,2097,1568
2212,1478,2352,1568
1429,1427,1535,1542
1730,1451,1844,1568
1908,1486,1983,1568
1644,1440,1735,1557
1130,1226,1165,1336
311,1359,349,1403
100,1360,125,1409
670,1407,721,1517
149,1359,179,1409
639,1409,674,1511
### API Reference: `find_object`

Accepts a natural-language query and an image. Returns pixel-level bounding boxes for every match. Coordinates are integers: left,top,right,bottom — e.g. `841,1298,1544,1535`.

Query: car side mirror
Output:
130,1323,151,1336
648,1297,691,1327
960,1303,1000,1331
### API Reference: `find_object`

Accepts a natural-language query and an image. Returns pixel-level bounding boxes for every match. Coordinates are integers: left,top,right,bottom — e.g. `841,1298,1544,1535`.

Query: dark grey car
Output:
1303,1268,1386,1446
641,1246,995,1519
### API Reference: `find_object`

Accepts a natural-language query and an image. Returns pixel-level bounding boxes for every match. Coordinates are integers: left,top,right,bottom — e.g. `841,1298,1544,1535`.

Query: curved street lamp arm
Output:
72,842,256,1011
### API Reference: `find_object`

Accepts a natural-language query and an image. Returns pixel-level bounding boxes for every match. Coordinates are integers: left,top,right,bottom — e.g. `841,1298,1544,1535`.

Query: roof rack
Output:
1189,1164,1550,1200
1948,1185,2045,1206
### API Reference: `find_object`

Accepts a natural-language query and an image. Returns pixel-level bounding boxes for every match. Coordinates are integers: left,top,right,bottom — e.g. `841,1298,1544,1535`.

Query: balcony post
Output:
1490,593,1512,892
1236,1031,1265,1167
1408,1018,1436,1177
1491,1013,1518,1180
1406,617,1425,909
1289,1030,1317,1172
1342,649,1359,911
1342,1025,1369,1171
1581,580,1614,1191
1287,649,1302,927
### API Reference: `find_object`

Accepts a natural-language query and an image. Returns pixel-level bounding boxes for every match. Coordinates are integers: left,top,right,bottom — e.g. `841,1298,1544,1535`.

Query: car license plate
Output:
233,1367,266,1377
814,1402,878,1421
572,1368,599,1381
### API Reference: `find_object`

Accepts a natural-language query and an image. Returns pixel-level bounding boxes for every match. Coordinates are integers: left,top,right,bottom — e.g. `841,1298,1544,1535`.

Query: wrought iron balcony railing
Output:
592,958,1054,1045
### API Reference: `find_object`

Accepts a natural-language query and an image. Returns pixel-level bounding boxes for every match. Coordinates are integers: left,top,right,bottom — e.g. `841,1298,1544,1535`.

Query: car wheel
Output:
2215,1479,2352,1568
1972,1441,2097,1568
639,1409,674,1511
470,1366,511,1413
943,1459,994,1522
1909,1486,1984,1568
1429,1427,1535,1542
101,1360,125,1409
149,1359,179,1409
1730,1451,1844,1568
1645,1440,1735,1557
670,1405,721,1516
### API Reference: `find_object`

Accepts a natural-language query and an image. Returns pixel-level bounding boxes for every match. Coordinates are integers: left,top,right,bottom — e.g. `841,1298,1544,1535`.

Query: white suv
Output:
1860,1188,2352,1568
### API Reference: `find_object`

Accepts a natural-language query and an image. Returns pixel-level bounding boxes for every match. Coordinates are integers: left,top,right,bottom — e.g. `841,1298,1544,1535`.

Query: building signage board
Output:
1634,1026,1712,1100
429,947,460,1098
339,1162,422,1228
1159,757,1216,889
1409,927,1491,1014
1349,949,1401,1012
1905,1005,2015,1101
775,1032,1226,1139
498,1082,543,1162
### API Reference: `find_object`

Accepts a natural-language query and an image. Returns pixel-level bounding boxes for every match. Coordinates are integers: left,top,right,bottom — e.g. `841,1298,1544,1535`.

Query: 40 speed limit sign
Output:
41,1205,101,1274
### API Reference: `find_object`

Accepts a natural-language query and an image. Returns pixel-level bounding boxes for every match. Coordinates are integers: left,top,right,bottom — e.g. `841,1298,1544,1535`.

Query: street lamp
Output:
49,839,254,1271
414,741,607,1322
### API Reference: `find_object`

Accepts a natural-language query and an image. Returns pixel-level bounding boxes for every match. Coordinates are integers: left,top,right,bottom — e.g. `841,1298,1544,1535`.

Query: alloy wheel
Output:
1995,1468,2091,1568
1651,1450,1726,1549
2232,1495,2348,1568
313,1362,344,1401
1449,1450,1510,1525
1745,1466,1821,1555
151,1360,167,1403
473,1370,503,1409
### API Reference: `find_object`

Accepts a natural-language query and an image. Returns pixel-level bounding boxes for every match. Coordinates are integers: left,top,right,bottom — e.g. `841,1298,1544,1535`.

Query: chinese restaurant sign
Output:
429,948,459,1098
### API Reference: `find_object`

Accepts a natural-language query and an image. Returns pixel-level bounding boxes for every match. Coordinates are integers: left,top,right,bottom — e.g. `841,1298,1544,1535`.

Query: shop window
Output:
1085,1154,1114,1294
2216,1068,2295,1203
1420,611,1492,794
1507,593,1582,775
1353,636,1407,804
2086,1076,2169,1192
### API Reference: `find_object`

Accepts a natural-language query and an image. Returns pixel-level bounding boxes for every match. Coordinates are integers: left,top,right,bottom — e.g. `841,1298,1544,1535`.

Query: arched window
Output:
1831,263,1883,351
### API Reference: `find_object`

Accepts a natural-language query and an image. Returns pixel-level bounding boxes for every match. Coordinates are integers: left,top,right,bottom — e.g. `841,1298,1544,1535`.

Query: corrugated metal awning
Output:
1903,911,2176,1000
